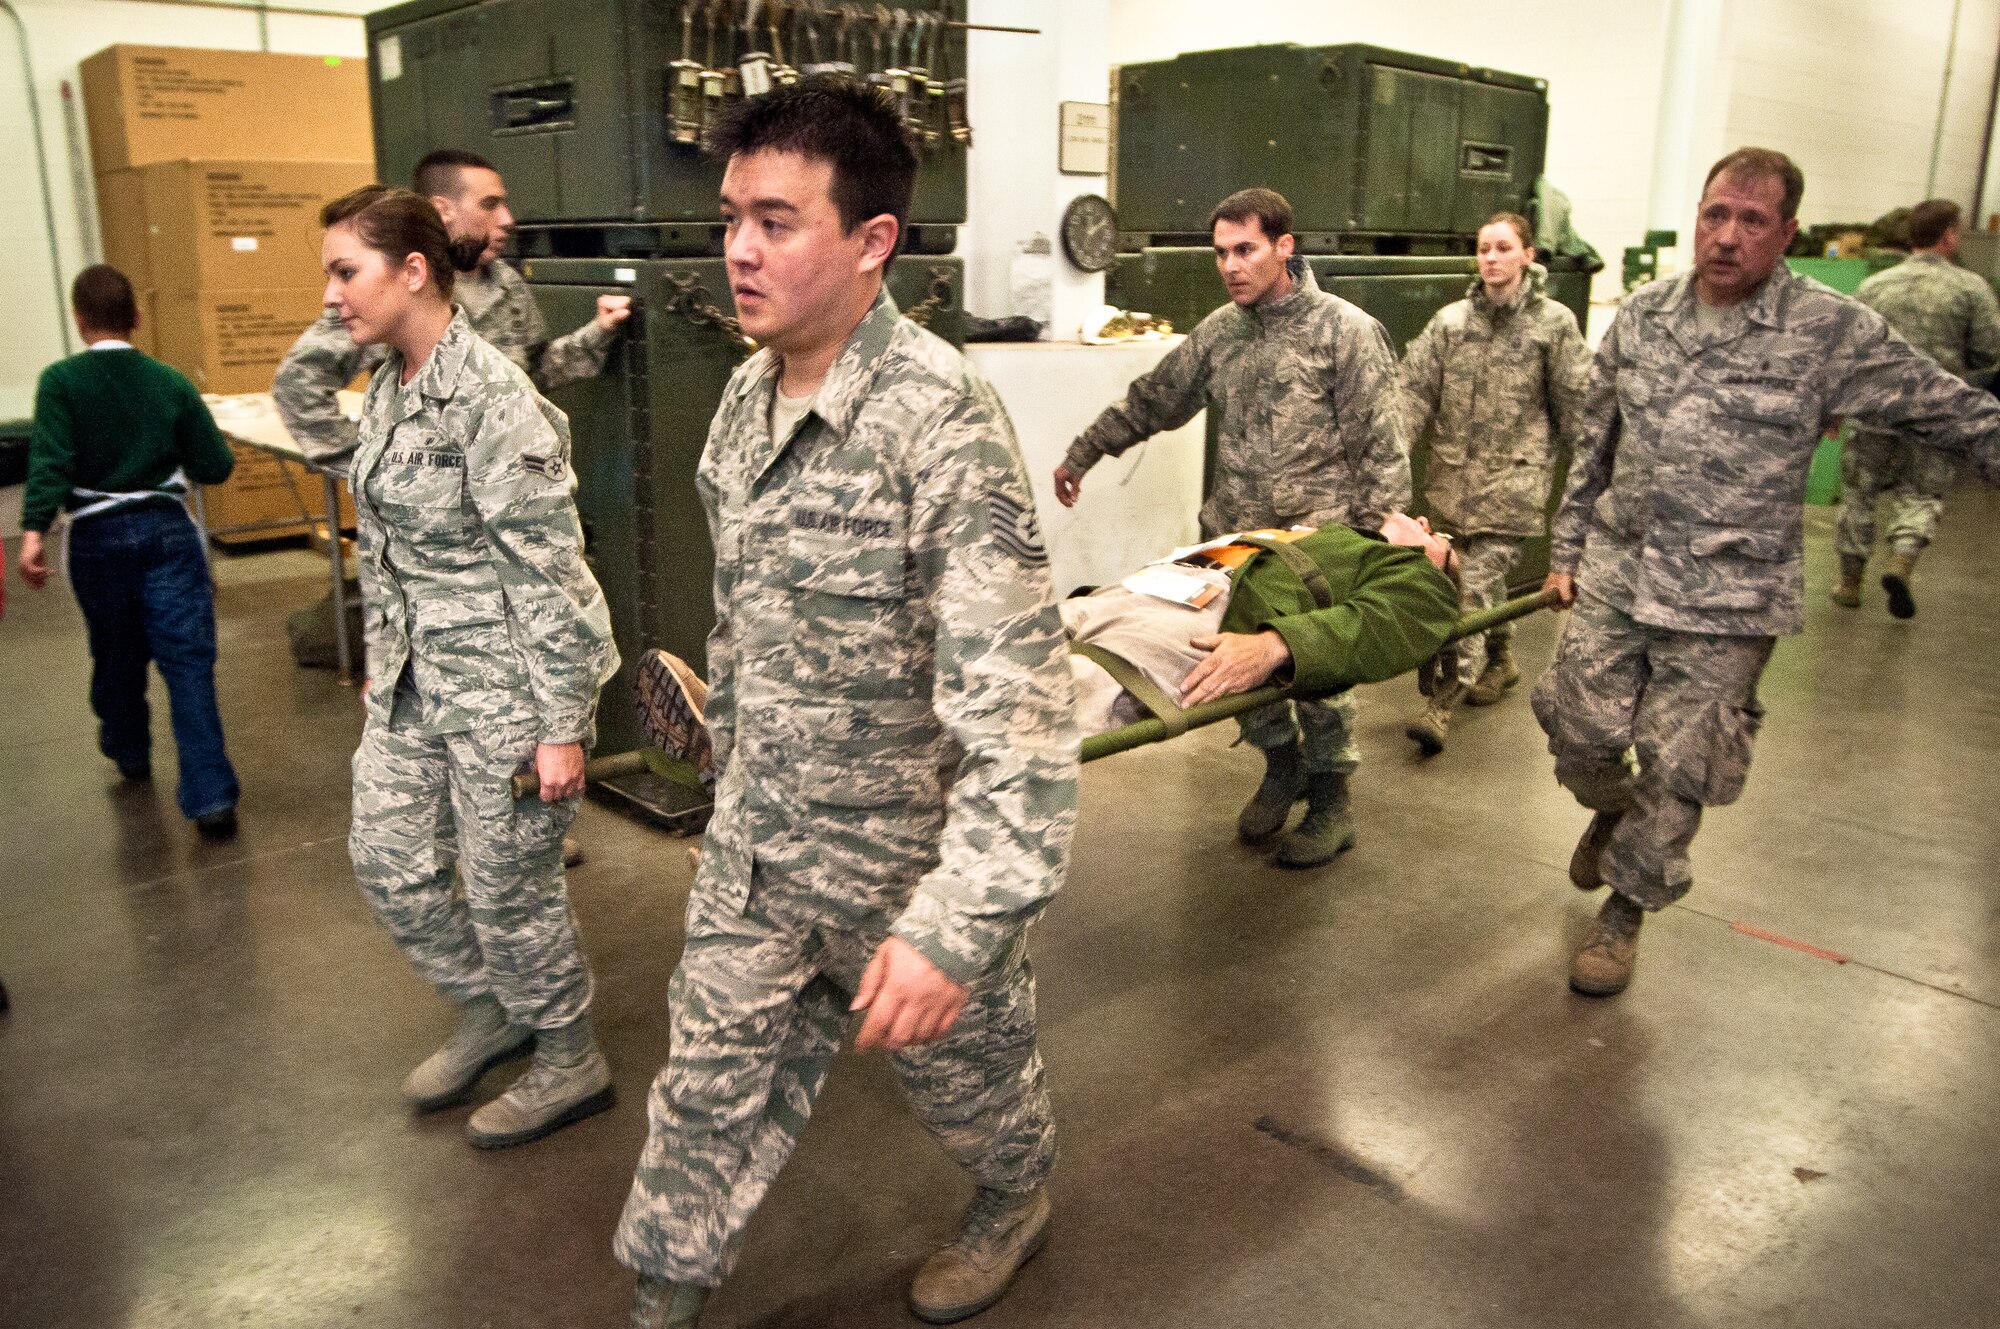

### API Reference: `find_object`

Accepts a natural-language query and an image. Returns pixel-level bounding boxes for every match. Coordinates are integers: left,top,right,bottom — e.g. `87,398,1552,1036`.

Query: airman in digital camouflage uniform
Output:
1055,187,1411,869
614,81,1077,1329
278,149,627,871
1536,149,2000,997
1398,213,1591,754
1834,197,2000,617
275,148,630,464
321,185,620,1147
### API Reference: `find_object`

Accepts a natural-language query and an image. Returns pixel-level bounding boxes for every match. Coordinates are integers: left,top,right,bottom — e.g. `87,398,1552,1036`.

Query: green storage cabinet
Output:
366,0,967,237
521,256,964,760
1113,44,1548,247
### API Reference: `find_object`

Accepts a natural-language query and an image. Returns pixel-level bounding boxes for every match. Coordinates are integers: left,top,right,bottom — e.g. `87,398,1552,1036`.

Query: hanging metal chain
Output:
902,264,956,328
663,271,757,352
664,263,955,356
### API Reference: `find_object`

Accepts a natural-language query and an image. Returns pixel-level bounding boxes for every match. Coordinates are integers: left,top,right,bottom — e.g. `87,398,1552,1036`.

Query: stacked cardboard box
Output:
82,44,375,541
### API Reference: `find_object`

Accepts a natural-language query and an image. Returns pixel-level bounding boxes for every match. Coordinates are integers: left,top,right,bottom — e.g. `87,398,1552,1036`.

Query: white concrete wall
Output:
0,0,369,417
1721,0,2000,225
963,0,1112,334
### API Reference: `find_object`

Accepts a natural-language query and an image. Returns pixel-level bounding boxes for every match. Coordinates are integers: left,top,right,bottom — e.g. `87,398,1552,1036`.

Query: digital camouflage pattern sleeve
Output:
1062,322,1216,474
890,378,1080,984
463,374,619,744
272,310,387,463
481,260,618,395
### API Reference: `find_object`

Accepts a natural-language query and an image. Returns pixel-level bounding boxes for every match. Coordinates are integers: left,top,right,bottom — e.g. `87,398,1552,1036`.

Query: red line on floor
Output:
1730,922,1852,965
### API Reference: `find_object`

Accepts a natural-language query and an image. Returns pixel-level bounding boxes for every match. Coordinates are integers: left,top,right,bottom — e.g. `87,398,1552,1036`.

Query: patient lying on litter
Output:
1060,512,1460,733
635,513,1459,784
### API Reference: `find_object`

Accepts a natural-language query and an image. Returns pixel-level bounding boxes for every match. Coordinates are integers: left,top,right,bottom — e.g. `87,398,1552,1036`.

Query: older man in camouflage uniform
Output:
276,149,630,463
1055,187,1410,869
614,81,1077,1329
1834,198,2000,617
1536,149,2000,997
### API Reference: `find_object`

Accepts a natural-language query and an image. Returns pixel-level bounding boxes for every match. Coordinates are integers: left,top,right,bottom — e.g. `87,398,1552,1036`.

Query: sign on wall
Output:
1059,101,1110,175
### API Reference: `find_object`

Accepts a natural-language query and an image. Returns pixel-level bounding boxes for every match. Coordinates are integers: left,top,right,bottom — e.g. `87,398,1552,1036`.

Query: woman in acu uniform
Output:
1399,212,1591,754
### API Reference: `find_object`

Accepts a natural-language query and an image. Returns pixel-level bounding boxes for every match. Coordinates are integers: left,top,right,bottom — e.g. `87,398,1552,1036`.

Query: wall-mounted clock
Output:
1060,193,1118,273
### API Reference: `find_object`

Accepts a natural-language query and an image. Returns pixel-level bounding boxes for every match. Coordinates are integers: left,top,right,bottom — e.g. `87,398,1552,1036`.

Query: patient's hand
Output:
1181,630,1291,705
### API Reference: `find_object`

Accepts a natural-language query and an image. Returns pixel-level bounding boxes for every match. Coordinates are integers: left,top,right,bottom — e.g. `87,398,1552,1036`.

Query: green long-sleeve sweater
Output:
23,348,234,532
1220,525,1460,695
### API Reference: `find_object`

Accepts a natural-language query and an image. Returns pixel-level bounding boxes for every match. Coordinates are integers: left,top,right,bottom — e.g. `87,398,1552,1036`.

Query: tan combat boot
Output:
1237,741,1306,843
638,648,716,787
908,1185,1052,1324
1829,554,1864,609
1406,676,1462,756
630,1275,708,1328
1570,892,1645,996
1567,809,1626,891
401,995,533,1111
1405,696,1452,756
1274,773,1357,868
466,1016,615,1148
563,835,587,868
1463,640,1520,706
1880,547,1919,619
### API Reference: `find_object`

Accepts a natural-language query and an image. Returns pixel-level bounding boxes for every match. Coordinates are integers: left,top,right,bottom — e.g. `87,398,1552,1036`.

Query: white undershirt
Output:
1694,298,1742,340
770,386,816,446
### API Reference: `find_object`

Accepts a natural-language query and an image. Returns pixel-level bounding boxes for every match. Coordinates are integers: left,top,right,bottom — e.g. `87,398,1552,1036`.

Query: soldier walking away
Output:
320,185,621,1146
1832,198,2000,617
613,80,1078,1328
18,264,241,839
1397,212,1591,754
1536,148,2000,998
1054,187,1410,868
276,149,632,868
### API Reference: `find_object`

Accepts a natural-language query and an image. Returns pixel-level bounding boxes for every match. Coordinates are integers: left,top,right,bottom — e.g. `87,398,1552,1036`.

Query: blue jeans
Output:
67,503,239,820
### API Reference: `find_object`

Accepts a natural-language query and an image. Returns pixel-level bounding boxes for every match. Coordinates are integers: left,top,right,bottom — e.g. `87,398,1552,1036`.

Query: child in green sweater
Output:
19,265,241,837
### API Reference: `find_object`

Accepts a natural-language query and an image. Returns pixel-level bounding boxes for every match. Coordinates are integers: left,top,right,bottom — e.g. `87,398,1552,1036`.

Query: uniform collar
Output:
1252,257,1319,323
388,307,476,425
740,286,903,484
1466,261,1548,311
456,260,512,323
1650,264,1793,352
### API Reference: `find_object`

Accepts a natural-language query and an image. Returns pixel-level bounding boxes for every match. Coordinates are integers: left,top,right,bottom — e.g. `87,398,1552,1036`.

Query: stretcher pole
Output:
511,748,654,800
1078,588,1559,764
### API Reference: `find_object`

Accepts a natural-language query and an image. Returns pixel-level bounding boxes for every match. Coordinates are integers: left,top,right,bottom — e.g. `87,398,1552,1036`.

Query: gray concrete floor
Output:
2,494,1997,1329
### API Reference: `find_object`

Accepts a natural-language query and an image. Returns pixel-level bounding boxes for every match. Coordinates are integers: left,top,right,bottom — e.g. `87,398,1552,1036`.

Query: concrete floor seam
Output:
1670,900,2000,1014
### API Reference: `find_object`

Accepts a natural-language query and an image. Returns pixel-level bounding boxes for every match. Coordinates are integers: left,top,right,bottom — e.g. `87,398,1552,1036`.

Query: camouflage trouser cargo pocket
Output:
1656,695,1764,807
1533,598,1648,813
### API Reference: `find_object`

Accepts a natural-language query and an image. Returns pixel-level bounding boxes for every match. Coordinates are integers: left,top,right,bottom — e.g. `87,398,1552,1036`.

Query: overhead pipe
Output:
1926,0,1966,198
1972,24,2000,223
3,0,73,355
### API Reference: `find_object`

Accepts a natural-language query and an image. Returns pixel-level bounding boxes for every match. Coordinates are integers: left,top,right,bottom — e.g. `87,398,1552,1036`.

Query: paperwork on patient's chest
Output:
1120,565,1223,609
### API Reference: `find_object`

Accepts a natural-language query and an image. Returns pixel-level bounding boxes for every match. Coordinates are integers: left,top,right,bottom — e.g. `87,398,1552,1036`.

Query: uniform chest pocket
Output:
372,460,467,510
1616,372,1658,415
1710,380,1806,429
1276,354,1332,403
786,530,911,600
